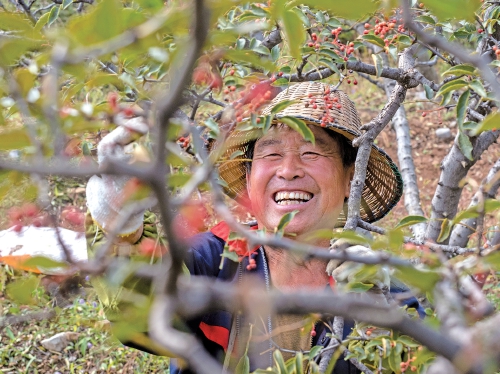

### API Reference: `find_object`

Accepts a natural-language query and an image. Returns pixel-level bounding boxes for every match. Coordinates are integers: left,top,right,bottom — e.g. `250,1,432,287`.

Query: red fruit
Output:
495,49,500,55
308,42,314,47
331,30,336,35
311,32,317,40
223,88,229,94
353,80,358,85
278,71,283,77
123,107,134,117
23,203,38,218
230,85,236,91
236,116,243,122
422,112,427,117
8,207,23,222
336,104,342,109
312,104,317,109
13,224,23,233
364,23,371,29
343,57,348,61
478,28,484,33
229,69,235,76
347,79,351,84
363,30,369,34
310,330,316,337
256,117,261,123
139,238,157,256
107,92,119,112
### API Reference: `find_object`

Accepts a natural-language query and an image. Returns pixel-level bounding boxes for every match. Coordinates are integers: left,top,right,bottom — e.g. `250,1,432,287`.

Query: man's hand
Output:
86,115,150,238
326,239,391,295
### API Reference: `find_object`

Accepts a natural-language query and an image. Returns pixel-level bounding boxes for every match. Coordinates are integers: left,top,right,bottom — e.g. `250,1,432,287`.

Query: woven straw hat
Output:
215,81,403,225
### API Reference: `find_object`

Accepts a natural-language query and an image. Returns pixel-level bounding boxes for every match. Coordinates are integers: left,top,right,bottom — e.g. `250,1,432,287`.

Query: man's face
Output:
246,125,354,239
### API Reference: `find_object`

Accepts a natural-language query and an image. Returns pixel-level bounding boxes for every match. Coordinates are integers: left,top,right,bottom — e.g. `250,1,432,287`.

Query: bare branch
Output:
425,129,500,242
449,158,500,247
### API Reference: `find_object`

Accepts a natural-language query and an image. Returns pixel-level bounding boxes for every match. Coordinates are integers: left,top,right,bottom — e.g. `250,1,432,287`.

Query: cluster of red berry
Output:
178,136,191,149
493,45,500,58
246,257,256,271
363,18,407,50
8,203,51,232
399,352,419,372
225,82,275,123
304,88,343,127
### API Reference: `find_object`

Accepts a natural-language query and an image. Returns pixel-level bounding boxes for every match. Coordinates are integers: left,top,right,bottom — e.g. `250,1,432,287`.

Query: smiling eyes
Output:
262,151,322,161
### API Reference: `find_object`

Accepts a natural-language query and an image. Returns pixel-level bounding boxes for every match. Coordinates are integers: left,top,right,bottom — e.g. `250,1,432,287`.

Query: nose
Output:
276,152,305,180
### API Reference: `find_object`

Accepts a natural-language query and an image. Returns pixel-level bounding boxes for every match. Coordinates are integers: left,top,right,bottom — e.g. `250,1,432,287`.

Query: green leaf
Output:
34,12,50,33
276,210,299,233
394,266,441,293
319,48,343,62
414,15,436,24
62,0,73,9
271,99,297,114
295,351,304,374
299,0,377,19
456,89,470,129
425,0,482,22
372,54,383,78
292,7,310,27
483,251,500,270
22,256,67,270
273,350,287,374
451,208,479,225
0,129,32,150
235,354,250,374
48,5,61,27
308,345,322,360
458,132,473,161
272,78,289,86
282,9,305,60
362,34,385,48
253,45,271,55
6,276,39,305
423,84,435,99
318,58,341,75
271,45,280,62
437,218,452,243
278,116,315,144
436,79,468,98
471,112,500,136
468,80,488,98
395,215,428,229
332,230,371,245
398,335,421,348
442,64,477,77
263,115,272,133
346,282,374,292
397,34,412,47
224,50,275,71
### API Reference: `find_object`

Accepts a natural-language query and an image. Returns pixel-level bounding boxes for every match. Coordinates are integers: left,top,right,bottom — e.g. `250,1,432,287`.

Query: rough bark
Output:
425,130,499,242
449,158,500,247
381,49,426,241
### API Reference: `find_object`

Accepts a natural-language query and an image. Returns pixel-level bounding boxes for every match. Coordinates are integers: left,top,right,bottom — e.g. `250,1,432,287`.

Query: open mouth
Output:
274,191,313,205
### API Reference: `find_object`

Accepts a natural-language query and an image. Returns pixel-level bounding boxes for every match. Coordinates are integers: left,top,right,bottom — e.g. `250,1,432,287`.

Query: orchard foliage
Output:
0,0,499,373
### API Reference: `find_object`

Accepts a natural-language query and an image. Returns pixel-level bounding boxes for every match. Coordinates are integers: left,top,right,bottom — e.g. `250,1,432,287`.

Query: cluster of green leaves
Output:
0,265,170,372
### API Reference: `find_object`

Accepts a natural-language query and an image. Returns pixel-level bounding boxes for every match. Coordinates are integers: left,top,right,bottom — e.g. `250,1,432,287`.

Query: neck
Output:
264,245,329,291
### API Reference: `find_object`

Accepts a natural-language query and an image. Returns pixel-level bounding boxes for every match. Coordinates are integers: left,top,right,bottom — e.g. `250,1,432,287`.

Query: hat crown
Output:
261,82,362,135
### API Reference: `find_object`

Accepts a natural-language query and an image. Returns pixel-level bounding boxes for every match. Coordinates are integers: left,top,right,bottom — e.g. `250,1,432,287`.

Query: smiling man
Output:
86,81,421,374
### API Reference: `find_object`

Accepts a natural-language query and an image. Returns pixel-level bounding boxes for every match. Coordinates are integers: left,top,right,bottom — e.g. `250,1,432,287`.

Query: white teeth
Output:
274,191,312,204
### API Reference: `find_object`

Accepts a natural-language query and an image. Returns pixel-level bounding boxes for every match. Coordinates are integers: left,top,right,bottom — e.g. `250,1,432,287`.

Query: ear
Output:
246,170,252,196
344,165,355,198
